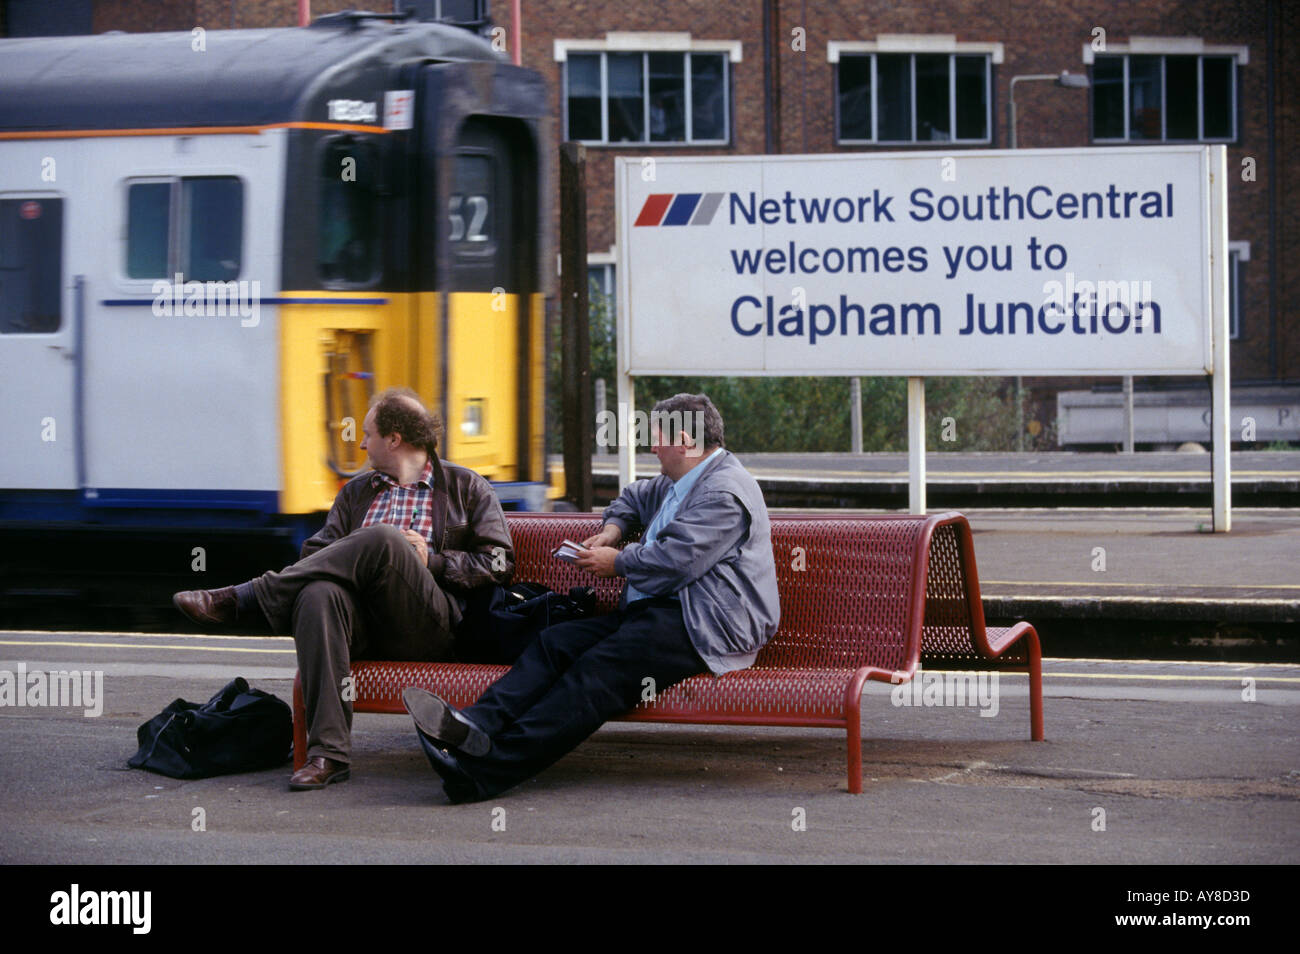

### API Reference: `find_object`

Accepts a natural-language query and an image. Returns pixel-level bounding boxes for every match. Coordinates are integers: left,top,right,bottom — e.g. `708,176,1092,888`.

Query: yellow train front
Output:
278,16,554,517
0,12,555,582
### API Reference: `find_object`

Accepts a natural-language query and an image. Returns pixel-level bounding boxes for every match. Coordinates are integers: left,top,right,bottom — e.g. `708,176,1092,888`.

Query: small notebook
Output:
552,539,589,564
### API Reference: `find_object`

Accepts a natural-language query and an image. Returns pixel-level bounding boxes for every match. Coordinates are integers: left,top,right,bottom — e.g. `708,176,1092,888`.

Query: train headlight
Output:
461,400,484,437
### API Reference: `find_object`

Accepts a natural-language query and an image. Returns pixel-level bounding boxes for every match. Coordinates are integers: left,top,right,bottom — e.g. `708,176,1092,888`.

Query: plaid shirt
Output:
360,460,436,544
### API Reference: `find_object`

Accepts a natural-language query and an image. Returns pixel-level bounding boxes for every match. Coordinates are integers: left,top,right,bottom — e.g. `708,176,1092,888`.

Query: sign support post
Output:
1209,146,1231,531
617,372,636,490
908,377,926,513
614,164,635,492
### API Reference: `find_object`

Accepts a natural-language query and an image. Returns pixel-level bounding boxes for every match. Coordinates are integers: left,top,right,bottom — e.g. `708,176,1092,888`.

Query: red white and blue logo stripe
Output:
634,192,725,227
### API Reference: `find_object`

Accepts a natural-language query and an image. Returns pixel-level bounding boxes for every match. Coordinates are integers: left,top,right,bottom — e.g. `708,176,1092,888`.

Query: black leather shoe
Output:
414,728,485,804
172,587,238,625
402,687,491,757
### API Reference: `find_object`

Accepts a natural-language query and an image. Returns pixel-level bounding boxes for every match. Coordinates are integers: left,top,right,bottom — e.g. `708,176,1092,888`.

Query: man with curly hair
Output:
172,387,514,790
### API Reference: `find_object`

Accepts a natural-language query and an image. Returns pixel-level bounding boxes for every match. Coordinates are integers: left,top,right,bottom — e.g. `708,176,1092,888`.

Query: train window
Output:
125,177,243,280
0,197,63,334
186,178,243,280
447,119,513,292
318,138,379,285
126,183,169,278
450,154,494,250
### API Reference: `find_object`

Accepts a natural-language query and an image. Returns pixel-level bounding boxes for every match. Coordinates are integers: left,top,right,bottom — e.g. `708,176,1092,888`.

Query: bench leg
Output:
844,669,873,794
1026,626,1044,741
292,671,308,771
847,716,863,794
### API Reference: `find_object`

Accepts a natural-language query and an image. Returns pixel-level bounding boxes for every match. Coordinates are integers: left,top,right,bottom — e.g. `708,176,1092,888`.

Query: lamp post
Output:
1007,70,1090,450
1008,70,1090,148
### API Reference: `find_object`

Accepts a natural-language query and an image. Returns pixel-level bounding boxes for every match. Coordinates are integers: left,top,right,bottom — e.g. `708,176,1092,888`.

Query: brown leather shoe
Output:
172,587,238,625
289,756,351,791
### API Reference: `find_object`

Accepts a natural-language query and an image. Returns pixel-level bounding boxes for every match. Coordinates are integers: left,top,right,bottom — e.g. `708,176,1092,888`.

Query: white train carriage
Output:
0,12,554,589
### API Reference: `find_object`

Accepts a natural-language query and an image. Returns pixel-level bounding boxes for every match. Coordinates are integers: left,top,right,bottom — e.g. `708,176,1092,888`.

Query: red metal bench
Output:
292,511,1043,792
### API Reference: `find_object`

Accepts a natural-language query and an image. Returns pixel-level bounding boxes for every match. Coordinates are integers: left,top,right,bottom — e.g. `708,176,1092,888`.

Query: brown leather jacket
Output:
299,457,515,594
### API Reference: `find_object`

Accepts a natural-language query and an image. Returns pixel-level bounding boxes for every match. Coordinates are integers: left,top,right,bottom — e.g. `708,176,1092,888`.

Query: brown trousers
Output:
253,524,457,763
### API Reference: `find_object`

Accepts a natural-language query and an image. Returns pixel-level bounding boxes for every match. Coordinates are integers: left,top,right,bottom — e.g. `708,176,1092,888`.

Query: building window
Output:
0,197,63,334
564,51,729,144
585,257,617,426
836,53,992,144
1228,241,1248,341
5,0,93,36
1091,54,1237,141
588,261,615,319
125,177,243,281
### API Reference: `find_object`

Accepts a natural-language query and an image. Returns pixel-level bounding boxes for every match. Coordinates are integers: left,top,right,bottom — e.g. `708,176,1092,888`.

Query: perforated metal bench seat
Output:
292,512,1044,793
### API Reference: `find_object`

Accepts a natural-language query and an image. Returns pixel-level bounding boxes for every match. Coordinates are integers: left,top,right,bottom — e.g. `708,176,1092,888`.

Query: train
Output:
0,10,556,614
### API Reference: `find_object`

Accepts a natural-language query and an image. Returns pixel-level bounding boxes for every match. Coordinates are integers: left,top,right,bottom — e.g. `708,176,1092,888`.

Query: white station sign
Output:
616,146,1223,376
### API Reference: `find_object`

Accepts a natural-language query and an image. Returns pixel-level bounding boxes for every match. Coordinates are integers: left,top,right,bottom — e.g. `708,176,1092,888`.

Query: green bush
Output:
548,286,1045,454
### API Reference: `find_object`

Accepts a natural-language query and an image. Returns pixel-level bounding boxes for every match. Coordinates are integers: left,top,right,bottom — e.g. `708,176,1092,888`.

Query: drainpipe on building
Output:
512,0,521,66
1266,0,1279,379
762,0,780,153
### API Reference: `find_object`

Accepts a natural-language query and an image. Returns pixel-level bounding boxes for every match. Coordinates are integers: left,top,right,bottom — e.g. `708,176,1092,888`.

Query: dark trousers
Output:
459,597,707,797
253,524,457,763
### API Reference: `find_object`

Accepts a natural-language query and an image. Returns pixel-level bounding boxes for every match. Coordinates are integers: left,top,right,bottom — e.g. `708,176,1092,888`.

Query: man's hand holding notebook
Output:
552,539,589,564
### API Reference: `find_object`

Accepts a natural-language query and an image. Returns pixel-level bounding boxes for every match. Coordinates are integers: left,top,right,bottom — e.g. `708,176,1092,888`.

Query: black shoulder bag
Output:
454,583,597,664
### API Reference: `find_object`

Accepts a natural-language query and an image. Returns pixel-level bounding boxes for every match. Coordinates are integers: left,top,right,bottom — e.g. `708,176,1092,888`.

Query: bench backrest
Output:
505,512,1014,675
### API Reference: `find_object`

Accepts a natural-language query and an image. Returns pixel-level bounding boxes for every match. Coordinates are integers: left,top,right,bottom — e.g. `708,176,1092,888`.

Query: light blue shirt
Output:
624,447,724,604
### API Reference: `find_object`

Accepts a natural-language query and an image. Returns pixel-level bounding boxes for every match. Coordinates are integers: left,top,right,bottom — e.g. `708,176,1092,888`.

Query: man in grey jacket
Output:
403,393,780,802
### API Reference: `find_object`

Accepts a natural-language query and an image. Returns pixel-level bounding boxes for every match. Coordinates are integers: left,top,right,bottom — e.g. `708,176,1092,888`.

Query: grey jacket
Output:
605,450,780,674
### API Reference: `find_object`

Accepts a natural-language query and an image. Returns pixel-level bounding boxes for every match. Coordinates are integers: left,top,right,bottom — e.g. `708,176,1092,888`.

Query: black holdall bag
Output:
455,582,597,664
128,677,293,779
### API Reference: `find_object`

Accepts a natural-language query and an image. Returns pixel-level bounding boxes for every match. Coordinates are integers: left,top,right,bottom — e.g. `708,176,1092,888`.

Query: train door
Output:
0,193,76,490
416,62,546,498
442,117,523,478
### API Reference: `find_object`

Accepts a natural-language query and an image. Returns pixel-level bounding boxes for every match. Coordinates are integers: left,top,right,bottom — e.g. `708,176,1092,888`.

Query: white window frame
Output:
1084,38,1246,143
829,37,1002,146
557,34,741,147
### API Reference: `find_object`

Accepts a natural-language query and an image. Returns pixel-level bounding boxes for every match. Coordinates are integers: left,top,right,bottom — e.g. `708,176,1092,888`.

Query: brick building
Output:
6,0,1296,442
518,0,1296,442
